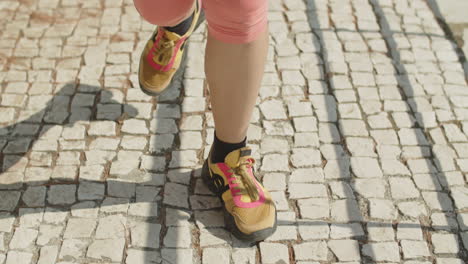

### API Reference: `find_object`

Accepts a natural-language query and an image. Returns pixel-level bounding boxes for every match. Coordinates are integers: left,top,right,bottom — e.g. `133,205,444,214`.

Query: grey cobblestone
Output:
47,185,76,205
163,182,189,208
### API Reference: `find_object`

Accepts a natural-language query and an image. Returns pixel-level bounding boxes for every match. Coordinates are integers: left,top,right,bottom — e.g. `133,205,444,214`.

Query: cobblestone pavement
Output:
0,0,467,263
430,0,468,58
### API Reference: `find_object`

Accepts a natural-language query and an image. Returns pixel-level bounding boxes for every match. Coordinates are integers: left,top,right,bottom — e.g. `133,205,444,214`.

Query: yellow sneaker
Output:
138,0,204,96
202,146,277,241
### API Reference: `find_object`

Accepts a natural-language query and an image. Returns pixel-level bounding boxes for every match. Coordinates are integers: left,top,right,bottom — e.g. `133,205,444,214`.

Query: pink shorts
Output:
133,0,268,43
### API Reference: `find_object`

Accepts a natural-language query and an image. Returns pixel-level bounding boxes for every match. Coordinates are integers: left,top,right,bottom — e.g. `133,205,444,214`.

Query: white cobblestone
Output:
164,226,192,248
86,238,125,262
199,228,230,247
362,242,400,262
9,228,38,249
261,154,290,172
432,233,460,254
350,157,383,178
260,242,289,264
289,183,327,199
64,218,97,238
5,251,33,264
129,221,161,249
389,178,420,199
203,247,230,264
353,179,386,198
331,200,363,222
328,240,361,261
37,245,59,264
293,241,328,261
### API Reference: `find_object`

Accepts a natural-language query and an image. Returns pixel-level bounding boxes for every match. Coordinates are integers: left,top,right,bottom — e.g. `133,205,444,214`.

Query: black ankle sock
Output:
211,131,247,163
165,11,194,36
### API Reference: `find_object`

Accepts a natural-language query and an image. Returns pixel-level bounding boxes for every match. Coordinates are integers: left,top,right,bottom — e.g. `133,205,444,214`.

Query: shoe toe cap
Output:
232,201,276,235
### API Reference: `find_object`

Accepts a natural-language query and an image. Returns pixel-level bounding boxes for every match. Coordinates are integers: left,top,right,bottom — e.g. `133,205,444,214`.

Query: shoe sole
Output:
201,159,278,242
138,11,206,97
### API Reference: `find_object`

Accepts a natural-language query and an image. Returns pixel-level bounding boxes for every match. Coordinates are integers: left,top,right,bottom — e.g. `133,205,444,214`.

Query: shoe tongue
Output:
164,30,182,41
224,147,251,168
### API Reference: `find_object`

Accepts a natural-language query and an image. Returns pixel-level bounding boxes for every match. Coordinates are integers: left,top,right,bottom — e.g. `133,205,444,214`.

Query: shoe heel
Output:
201,160,218,195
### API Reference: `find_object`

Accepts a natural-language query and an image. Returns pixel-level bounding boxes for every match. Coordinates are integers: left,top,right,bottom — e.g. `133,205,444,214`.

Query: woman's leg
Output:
206,30,269,143
204,0,269,147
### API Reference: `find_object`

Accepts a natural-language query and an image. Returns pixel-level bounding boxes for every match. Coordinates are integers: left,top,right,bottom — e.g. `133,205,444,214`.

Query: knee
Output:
207,0,268,44
133,0,194,26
